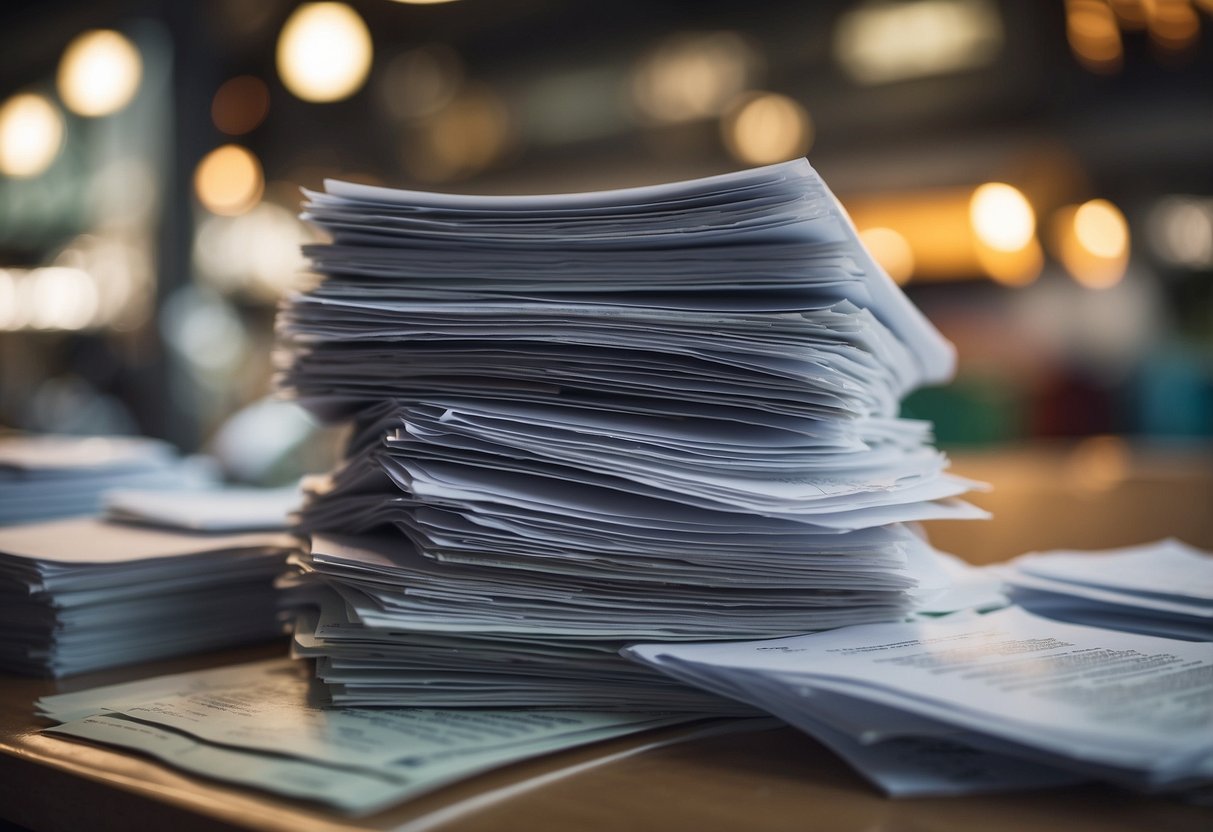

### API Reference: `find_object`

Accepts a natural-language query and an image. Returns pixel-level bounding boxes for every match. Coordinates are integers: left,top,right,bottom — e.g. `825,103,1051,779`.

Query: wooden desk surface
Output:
2,643,1209,832
2,443,1211,831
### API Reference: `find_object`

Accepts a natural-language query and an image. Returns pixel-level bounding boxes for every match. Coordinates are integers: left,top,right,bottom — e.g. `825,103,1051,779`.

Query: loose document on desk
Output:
625,607,1213,796
998,539,1213,641
39,659,761,814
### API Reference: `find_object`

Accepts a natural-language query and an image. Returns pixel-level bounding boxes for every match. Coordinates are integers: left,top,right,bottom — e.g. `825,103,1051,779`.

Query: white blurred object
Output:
834,0,1003,85
209,398,324,485
105,484,301,532
912,550,1009,617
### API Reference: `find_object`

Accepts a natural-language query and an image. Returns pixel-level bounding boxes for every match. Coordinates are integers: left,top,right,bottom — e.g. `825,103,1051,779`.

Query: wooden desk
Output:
2,644,1209,832
924,440,1213,563
2,444,1211,831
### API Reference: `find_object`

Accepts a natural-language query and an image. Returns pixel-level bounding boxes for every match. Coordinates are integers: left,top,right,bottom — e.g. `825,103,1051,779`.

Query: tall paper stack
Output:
274,159,985,709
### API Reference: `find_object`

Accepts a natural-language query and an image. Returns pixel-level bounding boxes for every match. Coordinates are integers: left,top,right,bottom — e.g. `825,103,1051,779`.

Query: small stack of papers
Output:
626,606,1213,796
0,518,298,677
103,484,301,532
998,539,1213,641
36,658,761,815
274,159,984,708
0,435,212,526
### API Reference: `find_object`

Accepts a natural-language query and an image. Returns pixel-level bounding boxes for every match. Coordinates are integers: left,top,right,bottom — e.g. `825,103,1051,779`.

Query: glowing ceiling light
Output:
194,144,264,216
0,93,65,178
277,3,373,103
834,0,1004,85
632,32,761,123
722,92,812,165
859,227,915,284
970,183,1035,253
57,29,143,117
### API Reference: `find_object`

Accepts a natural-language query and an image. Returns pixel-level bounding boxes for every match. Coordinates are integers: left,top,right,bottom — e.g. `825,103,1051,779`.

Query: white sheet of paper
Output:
104,485,301,532
625,607,1213,791
1007,539,1213,602
40,657,759,815
0,517,296,565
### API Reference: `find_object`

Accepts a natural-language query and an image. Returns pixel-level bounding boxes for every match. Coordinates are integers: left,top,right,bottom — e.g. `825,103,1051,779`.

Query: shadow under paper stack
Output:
275,159,985,709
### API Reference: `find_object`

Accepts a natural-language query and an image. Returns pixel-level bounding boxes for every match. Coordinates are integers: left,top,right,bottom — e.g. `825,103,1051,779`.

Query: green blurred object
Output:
902,376,1024,447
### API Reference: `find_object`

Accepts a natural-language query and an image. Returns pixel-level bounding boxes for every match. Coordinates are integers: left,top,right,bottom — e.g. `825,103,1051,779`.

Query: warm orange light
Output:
1106,0,1150,29
1066,435,1130,493
970,183,1036,253
847,185,1041,285
212,76,270,136
194,145,264,216
1066,0,1123,72
859,227,915,284
57,30,143,117
0,93,64,177
969,181,1042,286
846,189,976,281
1075,199,1129,259
721,92,812,165
277,3,373,103
976,238,1044,287
1053,200,1130,289
1146,0,1201,52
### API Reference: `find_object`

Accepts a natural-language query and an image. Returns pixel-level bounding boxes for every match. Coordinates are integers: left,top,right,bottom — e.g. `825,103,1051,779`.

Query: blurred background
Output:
0,0,1210,551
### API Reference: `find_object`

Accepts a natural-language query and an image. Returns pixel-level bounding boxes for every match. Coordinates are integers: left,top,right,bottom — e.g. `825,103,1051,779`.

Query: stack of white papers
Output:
274,159,984,708
0,435,213,526
0,519,299,677
998,539,1213,641
625,607,1213,796
36,658,763,815
104,484,302,532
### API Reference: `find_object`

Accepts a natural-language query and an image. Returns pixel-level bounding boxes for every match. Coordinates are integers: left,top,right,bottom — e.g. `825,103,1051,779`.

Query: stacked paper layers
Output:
275,159,985,709
998,539,1213,641
104,485,301,533
626,607,1213,795
0,518,298,677
36,658,761,816
0,435,213,526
